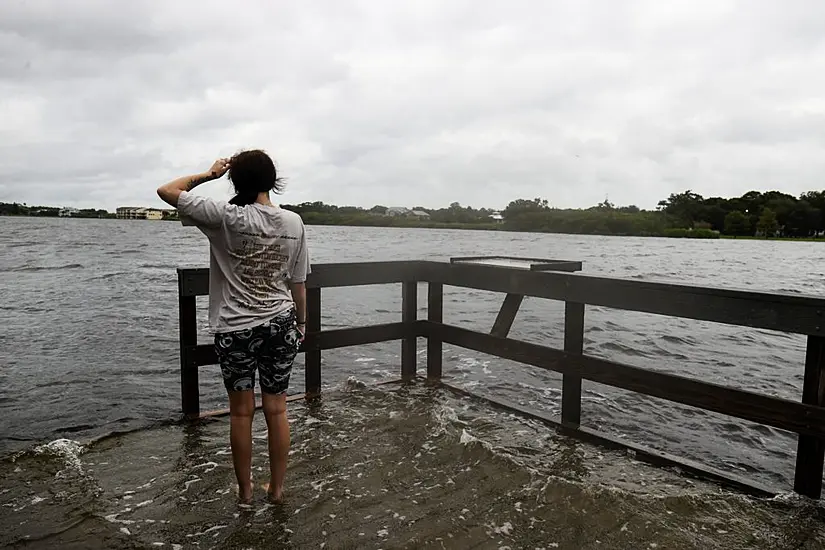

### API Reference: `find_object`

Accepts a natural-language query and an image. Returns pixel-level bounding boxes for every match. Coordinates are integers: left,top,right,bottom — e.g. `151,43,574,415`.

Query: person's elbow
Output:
157,185,179,207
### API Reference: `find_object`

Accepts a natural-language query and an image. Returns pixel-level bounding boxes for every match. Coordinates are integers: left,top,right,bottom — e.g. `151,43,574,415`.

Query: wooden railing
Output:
177,260,825,499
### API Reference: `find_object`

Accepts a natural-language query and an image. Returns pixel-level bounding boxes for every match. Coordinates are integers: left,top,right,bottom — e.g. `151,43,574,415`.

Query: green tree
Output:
756,208,779,237
503,198,549,219
724,210,751,236
657,190,705,227
799,191,825,233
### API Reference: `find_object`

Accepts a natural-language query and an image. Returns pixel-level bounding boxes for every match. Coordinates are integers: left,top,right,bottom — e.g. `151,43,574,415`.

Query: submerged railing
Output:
177,259,825,499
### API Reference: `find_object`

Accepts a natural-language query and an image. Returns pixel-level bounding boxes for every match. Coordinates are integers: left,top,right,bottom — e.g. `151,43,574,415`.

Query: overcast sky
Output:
2,1,825,211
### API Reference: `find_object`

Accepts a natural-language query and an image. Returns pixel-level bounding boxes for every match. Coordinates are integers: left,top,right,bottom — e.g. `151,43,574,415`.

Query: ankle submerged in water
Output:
262,482,283,503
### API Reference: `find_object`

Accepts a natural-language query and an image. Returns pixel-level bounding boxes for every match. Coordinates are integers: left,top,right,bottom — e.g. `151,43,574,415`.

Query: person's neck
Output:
254,192,275,207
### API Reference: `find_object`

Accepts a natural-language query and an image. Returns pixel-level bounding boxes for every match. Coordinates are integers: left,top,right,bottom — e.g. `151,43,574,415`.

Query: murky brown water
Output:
3,383,824,549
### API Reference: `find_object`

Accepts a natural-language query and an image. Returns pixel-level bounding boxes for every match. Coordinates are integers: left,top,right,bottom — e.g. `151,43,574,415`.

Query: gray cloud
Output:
2,0,825,210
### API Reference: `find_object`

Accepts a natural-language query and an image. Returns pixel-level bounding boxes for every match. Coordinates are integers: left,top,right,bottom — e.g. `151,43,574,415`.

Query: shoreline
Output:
4,214,824,242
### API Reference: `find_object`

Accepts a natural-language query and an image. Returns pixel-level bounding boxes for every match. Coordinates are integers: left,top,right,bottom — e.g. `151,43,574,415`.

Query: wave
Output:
104,249,145,256
30,438,86,474
138,263,178,270
85,272,129,281
7,241,46,248
2,263,84,273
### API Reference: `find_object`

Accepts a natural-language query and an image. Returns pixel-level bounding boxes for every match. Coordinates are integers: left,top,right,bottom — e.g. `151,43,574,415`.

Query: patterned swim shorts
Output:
214,309,301,394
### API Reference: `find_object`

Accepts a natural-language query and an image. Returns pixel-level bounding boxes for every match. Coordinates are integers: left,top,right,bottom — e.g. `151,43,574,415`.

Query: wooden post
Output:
402,281,418,380
793,335,825,498
178,282,199,418
490,293,524,338
305,287,322,397
427,283,443,381
562,301,585,426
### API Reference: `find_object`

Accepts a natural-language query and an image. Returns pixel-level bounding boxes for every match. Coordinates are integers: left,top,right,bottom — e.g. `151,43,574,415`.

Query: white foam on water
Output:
33,438,85,475
354,357,376,363
311,479,334,492
120,527,131,536
30,496,45,505
460,429,479,445
104,514,135,525
191,461,218,473
486,521,513,537
430,403,464,438
137,478,157,490
769,491,816,507
181,477,201,493
187,525,227,538
254,504,273,516
345,376,367,389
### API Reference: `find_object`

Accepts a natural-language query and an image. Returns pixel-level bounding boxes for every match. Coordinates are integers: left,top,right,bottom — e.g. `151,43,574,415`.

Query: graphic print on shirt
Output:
230,233,291,311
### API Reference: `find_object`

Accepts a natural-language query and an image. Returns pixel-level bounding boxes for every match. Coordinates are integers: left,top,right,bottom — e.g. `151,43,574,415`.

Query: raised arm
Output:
157,158,230,207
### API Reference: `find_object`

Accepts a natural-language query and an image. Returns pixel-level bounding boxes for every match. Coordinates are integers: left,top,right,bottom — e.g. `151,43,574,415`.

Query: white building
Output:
386,207,410,216
116,207,165,220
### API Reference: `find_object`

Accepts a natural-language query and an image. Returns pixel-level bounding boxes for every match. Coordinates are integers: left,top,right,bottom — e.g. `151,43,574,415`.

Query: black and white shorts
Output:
214,309,301,395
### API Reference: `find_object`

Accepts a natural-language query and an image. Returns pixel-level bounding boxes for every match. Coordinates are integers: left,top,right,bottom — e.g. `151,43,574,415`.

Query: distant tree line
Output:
5,190,825,239
283,201,501,229
0,203,114,218
656,190,825,238
281,189,825,239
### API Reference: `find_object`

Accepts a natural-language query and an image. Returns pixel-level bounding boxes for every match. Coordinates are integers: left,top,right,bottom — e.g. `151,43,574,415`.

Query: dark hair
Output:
227,149,285,206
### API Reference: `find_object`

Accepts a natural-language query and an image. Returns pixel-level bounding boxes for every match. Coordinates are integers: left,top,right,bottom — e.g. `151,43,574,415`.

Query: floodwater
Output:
2,216,825,547
3,384,825,549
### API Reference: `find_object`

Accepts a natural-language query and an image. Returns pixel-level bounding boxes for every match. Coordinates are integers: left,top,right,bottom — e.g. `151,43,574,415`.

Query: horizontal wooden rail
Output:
424,321,825,440
178,262,422,297
188,321,427,367
179,262,825,336
420,261,825,336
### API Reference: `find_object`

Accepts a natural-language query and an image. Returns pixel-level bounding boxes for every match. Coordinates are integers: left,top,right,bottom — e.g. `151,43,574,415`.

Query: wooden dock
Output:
176,257,825,499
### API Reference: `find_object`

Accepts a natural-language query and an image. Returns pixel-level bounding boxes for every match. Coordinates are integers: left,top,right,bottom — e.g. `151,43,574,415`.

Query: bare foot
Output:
238,482,254,504
261,482,283,503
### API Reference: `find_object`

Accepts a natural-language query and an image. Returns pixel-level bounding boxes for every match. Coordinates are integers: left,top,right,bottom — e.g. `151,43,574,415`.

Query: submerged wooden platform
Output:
10,385,825,549
176,257,825,500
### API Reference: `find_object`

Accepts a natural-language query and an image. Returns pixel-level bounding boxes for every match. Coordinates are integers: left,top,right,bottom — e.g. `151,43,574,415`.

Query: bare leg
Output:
228,390,256,503
261,392,289,502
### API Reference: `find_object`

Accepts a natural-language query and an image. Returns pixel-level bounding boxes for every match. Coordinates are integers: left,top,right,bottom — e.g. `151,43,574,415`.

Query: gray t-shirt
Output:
177,191,310,334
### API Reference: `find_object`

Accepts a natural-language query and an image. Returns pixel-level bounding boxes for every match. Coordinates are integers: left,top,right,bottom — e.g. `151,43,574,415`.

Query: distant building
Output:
59,207,79,217
386,207,410,216
116,207,165,220
489,211,504,223
386,207,430,219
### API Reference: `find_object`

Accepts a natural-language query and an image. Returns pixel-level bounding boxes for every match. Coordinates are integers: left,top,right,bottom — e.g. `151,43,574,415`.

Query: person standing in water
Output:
157,150,310,503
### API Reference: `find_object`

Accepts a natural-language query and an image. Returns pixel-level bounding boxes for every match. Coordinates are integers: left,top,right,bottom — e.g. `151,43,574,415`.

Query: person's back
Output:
157,150,309,504
181,197,309,333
